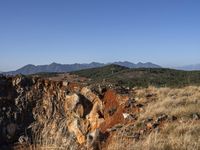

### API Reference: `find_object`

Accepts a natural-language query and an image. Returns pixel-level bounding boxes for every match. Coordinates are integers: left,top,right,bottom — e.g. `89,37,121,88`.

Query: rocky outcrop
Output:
1,75,194,150
0,75,109,149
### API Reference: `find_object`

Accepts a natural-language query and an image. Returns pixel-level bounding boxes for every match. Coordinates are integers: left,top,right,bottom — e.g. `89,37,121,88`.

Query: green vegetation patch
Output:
71,65,200,88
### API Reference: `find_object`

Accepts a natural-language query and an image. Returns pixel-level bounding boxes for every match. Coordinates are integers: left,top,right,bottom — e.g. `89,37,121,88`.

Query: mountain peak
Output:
90,62,101,64
50,62,60,65
21,64,36,68
137,62,143,65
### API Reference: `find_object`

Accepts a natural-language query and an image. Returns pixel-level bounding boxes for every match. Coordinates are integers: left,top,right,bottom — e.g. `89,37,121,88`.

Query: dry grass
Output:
106,86,200,150
133,122,200,150
137,86,200,120
106,122,200,150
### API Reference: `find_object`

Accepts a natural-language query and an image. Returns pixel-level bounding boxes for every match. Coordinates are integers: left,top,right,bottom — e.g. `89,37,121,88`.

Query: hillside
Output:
70,64,128,79
72,65,200,87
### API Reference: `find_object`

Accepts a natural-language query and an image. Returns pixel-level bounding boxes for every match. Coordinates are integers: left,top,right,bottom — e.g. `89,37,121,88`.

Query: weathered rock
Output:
123,113,130,119
76,104,84,118
63,81,68,87
18,135,29,144
146,122,159,130
146,122,153,130
146,117,153,122
81,87,104,131
125,99,136,108
68,119,86,144
156,114,168,122
87,129,100,149
192,113,200,120
81,87,100,103
64,93,79,112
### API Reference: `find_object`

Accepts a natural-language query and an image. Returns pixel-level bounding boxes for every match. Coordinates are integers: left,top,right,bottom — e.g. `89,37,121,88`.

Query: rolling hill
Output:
72,64,200,88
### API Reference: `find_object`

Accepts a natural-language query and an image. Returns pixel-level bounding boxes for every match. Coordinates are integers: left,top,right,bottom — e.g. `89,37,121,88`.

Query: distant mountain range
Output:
175,64,200,71
113,61,161,68
3,61,161,75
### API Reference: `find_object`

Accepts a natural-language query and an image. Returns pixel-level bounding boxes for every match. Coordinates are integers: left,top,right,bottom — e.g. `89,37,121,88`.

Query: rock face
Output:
0,75,109,149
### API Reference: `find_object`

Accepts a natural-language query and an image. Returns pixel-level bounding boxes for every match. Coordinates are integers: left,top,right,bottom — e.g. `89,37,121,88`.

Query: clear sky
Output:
0,0,200,71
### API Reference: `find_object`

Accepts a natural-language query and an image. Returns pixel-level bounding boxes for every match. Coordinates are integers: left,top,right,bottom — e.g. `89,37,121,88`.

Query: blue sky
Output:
0,0,200,71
